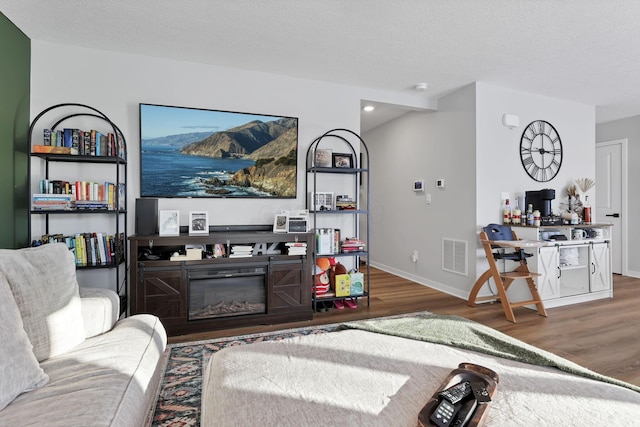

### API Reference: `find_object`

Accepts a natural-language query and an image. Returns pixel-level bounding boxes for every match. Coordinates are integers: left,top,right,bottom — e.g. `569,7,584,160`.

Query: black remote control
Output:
439,381,472,404
430,399,461,427
470,381,492,404
451,397,478,427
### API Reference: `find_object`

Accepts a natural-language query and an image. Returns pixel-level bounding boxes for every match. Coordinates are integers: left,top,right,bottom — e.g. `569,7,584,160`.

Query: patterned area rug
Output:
149,322,346,426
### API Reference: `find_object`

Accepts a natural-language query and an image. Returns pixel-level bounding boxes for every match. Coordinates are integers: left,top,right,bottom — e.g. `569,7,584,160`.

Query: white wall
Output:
596,116,640,276
28,40,431,289
365,84,477,298
28,41,600,295
365,82,595,299
30,41,437,227
475,82,596,228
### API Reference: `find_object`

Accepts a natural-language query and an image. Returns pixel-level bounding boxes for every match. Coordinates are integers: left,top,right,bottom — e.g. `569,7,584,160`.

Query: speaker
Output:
135,198,158,235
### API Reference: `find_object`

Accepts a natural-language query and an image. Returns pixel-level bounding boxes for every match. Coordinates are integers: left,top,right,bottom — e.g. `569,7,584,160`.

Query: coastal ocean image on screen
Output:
139,104,298,198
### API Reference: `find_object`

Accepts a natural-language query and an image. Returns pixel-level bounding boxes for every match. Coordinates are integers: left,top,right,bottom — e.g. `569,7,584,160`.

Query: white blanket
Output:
202,329,640,426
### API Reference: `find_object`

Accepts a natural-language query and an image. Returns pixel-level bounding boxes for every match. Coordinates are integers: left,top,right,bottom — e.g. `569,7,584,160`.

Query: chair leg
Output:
525,277,548,317
468,268,517,322
495,276,517,323
467,269,495,306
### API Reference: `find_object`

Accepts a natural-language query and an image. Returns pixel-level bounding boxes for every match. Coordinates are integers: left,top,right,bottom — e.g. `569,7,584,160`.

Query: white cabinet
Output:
514,225,613,308
537,246,560,300
590,242,611,292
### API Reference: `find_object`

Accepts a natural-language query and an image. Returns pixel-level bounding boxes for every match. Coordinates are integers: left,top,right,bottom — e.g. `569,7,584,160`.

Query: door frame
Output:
596,138,628,276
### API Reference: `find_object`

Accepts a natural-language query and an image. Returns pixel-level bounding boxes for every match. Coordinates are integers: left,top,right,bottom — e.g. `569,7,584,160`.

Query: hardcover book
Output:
349,272,364,296
335,273,351,297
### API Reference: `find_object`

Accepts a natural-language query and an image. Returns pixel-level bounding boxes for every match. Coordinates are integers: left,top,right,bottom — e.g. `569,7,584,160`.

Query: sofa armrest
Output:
79,287,120,338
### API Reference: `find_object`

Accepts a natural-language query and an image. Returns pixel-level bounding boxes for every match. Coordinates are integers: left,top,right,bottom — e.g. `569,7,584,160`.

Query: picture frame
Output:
159,210,180,236
309,192,334,211
189,211,209,235
332,152,353,168
314,149,332,167
213,243,226,258
273,213,288,233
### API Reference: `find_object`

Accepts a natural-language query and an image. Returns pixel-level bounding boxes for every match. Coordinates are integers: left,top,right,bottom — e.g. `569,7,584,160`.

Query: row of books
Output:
33,180,125,210
40,128,125,158
33,233,124,267
316,229,366,255
316,228,341,255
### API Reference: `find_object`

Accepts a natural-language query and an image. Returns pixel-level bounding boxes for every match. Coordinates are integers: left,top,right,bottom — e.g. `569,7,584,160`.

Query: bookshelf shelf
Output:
305,128,370,312
31,153,127,164
27,103,128,315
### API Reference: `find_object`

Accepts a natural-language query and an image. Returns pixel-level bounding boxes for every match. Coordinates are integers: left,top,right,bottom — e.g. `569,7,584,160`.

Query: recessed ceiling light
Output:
363,105,375,112
414,83,428,91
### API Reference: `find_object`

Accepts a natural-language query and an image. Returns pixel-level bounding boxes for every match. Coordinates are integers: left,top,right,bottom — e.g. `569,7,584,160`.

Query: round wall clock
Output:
519,120,563,182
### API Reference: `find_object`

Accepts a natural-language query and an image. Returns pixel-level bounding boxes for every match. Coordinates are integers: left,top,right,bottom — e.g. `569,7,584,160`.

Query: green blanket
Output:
338,312,640,393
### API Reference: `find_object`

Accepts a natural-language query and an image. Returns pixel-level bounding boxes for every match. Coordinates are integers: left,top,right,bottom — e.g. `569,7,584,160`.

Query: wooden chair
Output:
468,224,547,323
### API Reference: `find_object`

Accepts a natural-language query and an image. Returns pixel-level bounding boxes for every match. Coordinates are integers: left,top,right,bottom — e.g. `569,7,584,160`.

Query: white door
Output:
595,140,626,275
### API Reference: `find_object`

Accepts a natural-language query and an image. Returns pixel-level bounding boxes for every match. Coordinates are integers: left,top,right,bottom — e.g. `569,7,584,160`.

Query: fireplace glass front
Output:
188,266,267,320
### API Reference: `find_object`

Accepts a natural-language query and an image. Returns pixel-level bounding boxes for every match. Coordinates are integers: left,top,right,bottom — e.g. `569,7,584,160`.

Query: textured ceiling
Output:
2,0,640,129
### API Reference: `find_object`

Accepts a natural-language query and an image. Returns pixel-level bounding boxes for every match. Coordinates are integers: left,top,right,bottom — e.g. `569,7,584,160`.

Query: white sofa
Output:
0,243,167,427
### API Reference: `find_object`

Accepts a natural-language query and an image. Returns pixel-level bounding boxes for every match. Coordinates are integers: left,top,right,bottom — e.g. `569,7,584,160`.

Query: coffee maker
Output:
525,189,560,225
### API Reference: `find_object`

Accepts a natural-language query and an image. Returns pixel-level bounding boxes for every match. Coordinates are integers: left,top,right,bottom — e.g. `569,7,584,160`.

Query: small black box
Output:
135,198,158,235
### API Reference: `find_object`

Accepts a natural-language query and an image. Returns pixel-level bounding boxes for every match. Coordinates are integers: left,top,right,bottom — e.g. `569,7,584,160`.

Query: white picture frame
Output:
189,211,209,235
159,210,180,236
273,213,288,233
309,192,334,211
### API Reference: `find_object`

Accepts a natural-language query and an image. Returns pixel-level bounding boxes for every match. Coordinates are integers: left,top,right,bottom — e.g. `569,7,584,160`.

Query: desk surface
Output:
483,238,609,247
482,239,552,248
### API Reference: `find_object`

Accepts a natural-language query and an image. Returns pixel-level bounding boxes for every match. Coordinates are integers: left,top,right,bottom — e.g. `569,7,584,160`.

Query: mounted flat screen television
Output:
139,103,298,198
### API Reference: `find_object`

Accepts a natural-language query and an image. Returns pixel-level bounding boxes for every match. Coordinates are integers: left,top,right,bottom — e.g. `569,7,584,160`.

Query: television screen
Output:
139,103,298,198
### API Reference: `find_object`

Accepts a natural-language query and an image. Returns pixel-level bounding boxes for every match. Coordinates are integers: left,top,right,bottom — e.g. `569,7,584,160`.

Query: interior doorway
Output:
595,139,627,275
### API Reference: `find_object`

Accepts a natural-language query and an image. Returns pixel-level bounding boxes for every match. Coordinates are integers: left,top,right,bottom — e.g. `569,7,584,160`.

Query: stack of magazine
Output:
229,245,253,258
285,242,307,256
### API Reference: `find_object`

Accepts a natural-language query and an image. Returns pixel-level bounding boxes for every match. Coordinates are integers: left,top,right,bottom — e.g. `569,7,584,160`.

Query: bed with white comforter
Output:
201,313,640,426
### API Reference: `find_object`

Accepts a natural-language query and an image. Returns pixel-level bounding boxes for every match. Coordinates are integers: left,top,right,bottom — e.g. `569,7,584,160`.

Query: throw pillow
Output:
0,272,49,410
0,244,85,361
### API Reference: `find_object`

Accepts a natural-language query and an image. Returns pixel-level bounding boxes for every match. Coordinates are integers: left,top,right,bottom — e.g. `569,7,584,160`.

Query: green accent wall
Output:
0,12,30,249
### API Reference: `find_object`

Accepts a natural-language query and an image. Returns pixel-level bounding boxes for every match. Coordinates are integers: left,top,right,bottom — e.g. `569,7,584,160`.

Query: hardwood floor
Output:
169,267,640,386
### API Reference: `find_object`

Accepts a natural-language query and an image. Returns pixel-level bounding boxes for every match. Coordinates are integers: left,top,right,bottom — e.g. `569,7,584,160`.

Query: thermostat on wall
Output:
436,179,445,188
413,180,424,192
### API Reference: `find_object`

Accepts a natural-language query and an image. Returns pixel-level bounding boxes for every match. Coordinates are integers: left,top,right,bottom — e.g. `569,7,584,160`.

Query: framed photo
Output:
189,211,209,235
332,153,353,168
309,192,334,211
273,213,288,233
213,243,226,258
314,149,332,167
159,210,180,236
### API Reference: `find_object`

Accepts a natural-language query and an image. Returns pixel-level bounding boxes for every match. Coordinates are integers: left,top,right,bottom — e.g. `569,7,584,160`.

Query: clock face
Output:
520,120,563,182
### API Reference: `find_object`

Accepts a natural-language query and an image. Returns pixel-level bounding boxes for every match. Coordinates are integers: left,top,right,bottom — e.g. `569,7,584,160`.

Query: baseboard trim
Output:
368,261,469,300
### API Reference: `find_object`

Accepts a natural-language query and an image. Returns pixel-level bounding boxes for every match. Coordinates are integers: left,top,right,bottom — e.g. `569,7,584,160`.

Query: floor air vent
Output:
442,238,468,275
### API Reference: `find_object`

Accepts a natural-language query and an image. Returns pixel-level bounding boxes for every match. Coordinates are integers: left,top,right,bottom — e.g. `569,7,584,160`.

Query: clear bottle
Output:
533,209,541,227
526,204,534,226
512,199,521,225
503,199,512,225
583,196,592,224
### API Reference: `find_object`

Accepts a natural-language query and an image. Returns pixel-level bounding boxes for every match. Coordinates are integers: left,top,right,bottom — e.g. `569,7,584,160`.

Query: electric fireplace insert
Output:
188,266,267,320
